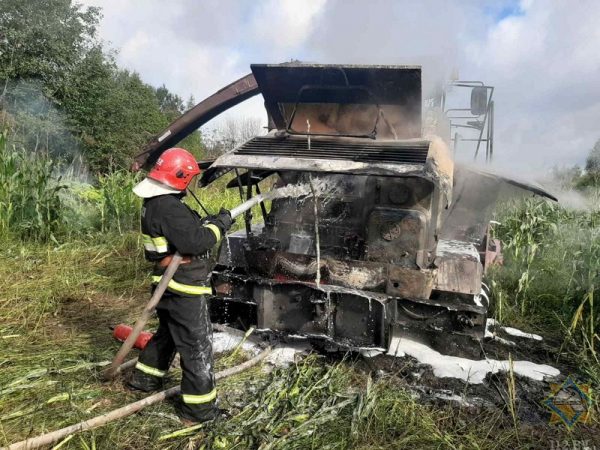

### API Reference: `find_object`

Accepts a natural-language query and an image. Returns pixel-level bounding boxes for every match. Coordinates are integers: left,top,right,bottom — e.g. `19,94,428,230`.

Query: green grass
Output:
0,230,598,449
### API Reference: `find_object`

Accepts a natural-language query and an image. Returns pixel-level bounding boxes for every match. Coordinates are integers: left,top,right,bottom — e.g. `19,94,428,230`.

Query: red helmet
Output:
148,148,201,191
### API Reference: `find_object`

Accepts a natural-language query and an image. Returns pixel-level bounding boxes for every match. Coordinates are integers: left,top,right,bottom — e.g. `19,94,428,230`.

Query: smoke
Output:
551,189,591,211
304,0,484,99
535,171,598,212
2,79,90,181
459,160,599,212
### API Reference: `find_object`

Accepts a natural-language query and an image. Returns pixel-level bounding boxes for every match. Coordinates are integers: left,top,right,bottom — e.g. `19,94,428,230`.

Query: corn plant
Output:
0,130,65,241
97,170,142,234
491,196,599,375
506,354,519,439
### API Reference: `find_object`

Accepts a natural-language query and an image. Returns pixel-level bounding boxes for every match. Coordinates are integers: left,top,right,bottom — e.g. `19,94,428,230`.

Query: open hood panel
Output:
251,63,422,139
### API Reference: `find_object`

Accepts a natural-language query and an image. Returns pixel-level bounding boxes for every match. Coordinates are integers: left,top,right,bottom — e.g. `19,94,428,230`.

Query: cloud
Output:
466,0,600,169
78,0,248,97
249,0,327,55
77,0,600,172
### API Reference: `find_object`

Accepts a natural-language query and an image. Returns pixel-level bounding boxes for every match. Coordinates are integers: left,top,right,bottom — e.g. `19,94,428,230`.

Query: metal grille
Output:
234,137,429,164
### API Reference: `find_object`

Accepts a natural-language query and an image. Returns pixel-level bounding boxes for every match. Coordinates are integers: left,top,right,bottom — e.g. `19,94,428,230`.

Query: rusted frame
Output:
132,73,259,170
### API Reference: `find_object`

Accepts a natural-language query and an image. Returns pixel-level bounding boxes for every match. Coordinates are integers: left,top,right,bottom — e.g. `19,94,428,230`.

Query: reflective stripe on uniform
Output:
151,275,212,296
135,361,166,377
203,223,221,242
152,236,168,253
142,234,156,252
182,388,217,404
142,234,168,253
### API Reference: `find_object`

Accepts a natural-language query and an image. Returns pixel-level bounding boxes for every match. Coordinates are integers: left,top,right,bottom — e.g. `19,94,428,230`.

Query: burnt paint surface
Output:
199,64,488,356
210,169,487,355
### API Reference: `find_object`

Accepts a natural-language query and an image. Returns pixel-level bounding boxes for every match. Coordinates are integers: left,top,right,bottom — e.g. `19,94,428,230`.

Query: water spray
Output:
229,183,313,219
309,177,321,286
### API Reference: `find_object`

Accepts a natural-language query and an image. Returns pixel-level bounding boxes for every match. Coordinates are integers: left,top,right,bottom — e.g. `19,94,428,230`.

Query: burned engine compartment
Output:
210,158,488,357
201,64,492,357
210,171,488,356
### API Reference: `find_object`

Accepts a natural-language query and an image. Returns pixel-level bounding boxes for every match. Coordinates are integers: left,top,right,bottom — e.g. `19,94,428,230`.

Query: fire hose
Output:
4,347,272,450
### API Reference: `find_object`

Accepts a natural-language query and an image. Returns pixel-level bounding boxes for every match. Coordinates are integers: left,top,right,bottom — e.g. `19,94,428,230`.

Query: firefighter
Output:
128,147,232,423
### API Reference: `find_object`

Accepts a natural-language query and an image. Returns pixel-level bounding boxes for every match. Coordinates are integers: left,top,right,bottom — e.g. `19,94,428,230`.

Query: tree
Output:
65,65,174,171
585,139,600,175
153,89,204,160
155,84,184,120
185,95,196,112
0,0,101,101
0,0,101,159
202,117,264,158
0,0,204,173
574,138,600,189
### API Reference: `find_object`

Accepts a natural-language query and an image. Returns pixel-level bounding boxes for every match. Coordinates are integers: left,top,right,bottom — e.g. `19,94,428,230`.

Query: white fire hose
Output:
229,193,268,219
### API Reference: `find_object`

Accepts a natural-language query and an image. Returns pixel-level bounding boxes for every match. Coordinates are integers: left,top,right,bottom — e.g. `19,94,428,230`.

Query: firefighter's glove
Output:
210,208,233,233
201,214,216,225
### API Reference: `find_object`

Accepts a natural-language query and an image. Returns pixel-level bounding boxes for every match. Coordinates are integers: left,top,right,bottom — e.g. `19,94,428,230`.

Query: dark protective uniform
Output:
129,193,228,421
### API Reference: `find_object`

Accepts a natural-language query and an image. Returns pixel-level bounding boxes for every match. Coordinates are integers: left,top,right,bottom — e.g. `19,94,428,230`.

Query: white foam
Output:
359,348,385,358
388,337,559,384
212,331,259,355
431,391,493,408
435,239,480,259
485,318,544,342
265,343,311,367
501,326,543,341
484,319,497,339
493,336,517,346
212,330,310,367
474,295,483,307
433,392,475,407
287,334,309,340
266,179,339,201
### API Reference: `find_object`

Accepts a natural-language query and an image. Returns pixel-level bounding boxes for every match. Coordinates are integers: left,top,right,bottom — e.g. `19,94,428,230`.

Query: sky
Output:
78,0,600,173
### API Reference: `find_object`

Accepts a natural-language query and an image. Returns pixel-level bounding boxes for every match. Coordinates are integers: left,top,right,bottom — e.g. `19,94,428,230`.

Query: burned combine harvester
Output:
209,64,491,357
135,63,551,357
